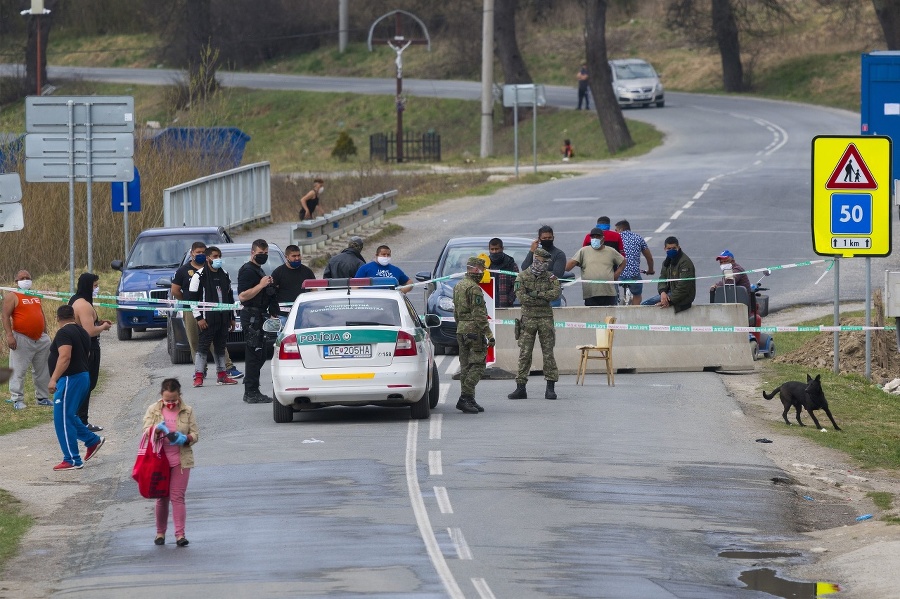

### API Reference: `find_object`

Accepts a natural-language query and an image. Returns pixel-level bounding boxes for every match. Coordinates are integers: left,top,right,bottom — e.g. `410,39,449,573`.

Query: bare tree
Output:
584,0,633,154
872,0,900,48
495,0,532,84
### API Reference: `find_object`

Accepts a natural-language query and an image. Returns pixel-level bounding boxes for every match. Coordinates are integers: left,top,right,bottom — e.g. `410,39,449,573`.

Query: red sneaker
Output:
53,461,83,471
193,372,203,388
217,372,238,385
84,436,105,462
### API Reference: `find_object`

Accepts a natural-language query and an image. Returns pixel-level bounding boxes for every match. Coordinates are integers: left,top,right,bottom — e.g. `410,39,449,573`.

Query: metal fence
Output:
290,190,398,255
163,161,271,228
369,132,441,162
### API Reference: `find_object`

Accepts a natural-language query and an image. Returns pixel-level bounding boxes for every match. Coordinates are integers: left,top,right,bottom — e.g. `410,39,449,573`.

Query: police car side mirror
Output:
423,314,441,328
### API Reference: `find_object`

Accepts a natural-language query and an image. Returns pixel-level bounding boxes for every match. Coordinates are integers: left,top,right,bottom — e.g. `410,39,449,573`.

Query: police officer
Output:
452,257,494,414
237,239,278,404
508,247,561,400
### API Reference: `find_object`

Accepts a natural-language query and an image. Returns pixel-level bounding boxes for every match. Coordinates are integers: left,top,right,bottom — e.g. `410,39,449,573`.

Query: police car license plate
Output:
324,345,371,358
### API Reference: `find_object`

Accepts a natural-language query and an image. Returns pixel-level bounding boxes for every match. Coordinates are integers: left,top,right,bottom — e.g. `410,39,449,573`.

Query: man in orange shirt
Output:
2,270,51,410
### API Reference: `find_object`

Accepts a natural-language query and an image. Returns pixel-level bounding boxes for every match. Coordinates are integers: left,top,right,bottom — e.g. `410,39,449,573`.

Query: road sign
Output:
112,167,141,212
25,158,134,183
0,202,24,232
812,135,891,257
0,173,22,204
25,133,134,158
25,96,134,133
503,84,546,107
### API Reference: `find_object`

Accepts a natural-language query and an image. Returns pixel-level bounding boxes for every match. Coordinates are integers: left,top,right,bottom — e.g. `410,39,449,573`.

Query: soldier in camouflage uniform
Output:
452,257,495,414
508,248,561,400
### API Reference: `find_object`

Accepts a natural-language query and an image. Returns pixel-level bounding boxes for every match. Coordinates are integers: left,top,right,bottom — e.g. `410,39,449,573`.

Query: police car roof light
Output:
300,277,399,290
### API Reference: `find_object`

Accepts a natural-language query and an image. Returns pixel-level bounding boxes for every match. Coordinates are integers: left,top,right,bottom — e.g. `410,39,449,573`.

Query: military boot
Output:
507,383,527,399
545,381,557,400
456,394,479,414
470,397,485,412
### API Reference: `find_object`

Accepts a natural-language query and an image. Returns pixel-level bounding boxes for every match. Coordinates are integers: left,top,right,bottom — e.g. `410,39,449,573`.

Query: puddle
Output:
738,568,840,598
718,550,801,559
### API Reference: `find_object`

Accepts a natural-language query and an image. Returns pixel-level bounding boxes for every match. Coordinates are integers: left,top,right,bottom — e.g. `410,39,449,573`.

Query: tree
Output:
872,0,900,49
24,0,58,94
494,0,531,85
584,0,633,154
184,0,217,98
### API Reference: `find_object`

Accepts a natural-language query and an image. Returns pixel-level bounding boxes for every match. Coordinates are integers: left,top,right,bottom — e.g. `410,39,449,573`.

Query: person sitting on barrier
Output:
641,236,696,313
709,249,751,296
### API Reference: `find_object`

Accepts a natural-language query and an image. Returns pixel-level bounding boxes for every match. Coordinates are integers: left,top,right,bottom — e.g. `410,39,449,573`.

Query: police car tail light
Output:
279,334,303,361
394,331,417,356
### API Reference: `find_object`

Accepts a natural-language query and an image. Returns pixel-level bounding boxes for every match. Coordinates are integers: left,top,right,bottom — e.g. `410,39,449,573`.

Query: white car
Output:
271,277,441,423
609,58,665,108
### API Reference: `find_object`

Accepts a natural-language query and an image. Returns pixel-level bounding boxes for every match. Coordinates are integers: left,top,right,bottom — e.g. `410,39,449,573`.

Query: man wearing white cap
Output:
709,250,751,296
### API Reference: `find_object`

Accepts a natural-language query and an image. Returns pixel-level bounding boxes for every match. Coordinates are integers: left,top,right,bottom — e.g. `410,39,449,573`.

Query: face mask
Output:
318,186,324,193
376,256,391,266
598,224,610,231
289,260,302,268
467,271,483,281
531,260,549,275
539,239,554,251
92,287,99,298
164,401,178,410
212,258,223,269
666,249,679,260
194,253,206,264
590,239,603,250
254,253,268,265
720,263,732,271
489,252,503,262
16,279,32,290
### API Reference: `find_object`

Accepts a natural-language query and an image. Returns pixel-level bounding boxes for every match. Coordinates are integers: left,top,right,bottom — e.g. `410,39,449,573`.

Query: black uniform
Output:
237,262,278,400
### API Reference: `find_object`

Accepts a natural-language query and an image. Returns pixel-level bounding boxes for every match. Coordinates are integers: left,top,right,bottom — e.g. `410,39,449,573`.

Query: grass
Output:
0,490,31,568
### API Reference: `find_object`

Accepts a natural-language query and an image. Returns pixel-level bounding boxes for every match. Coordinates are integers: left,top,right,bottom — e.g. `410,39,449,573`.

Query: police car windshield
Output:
294,298,402,329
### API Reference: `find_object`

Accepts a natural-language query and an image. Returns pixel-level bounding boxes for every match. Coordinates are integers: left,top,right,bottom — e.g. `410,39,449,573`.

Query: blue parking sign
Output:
830,193,872,235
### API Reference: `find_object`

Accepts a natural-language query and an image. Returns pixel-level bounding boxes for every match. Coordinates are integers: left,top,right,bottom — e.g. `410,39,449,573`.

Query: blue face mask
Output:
211,258,223,269
598,223,610,231
590,239,603,250
194,254,206,264
289,260,302,268
666,248,679,260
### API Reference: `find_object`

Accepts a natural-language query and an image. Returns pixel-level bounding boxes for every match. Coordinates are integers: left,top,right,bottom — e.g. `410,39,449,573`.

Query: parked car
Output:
163,242,286,364
414,236,534,355
271,277,441,423
111,226,232,341
609,58,665,108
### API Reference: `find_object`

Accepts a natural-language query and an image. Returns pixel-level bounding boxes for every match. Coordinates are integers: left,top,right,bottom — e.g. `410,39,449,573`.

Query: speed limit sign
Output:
812,135,891,257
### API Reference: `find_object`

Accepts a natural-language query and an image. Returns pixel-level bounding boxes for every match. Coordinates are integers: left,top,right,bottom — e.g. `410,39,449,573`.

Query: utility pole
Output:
339,0,348,53
21,0,51,96
480,0,494,158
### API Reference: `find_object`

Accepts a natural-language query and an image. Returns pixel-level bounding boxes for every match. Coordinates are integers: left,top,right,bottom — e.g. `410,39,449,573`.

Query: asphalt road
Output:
11,67,891,597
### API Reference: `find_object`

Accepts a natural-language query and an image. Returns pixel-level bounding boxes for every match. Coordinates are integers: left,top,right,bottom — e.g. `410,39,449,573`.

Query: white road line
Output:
438,382,450,405
434,486,454,513
655,222,670,233
444,357,460,376
701,183,710,191
670,210,683,220
429,450,443,475
707,176,719,182
552,197,601,202
448,527,473,559
692,191,703,200
682,201,694,209
429,413,443,440
472,578,497,599
405,422,465,599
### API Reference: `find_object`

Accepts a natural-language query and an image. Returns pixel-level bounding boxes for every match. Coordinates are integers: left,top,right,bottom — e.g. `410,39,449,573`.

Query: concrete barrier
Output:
492,304,755,375
290,190,398,255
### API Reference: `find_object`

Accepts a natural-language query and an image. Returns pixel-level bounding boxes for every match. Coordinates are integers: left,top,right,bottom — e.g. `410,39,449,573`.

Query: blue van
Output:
111,226,232,340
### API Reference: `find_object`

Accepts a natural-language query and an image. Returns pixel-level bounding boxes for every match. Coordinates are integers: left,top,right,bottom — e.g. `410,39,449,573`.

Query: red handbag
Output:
132,430,170,499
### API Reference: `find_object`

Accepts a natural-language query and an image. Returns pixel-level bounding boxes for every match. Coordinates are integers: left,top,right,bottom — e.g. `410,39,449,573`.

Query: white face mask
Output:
318,186,325,193
719,263,732,271
93,287,100,297
16,279,32,290
376,256,391,267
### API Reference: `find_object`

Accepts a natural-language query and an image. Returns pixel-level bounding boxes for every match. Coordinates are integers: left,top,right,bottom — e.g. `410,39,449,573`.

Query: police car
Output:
270,277,441,423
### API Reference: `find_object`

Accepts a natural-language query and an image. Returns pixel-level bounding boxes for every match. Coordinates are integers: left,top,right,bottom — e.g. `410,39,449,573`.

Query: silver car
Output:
609,58,665,108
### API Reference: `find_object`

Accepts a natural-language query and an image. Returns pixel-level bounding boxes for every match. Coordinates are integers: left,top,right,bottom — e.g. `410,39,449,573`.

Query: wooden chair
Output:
576,316,616,386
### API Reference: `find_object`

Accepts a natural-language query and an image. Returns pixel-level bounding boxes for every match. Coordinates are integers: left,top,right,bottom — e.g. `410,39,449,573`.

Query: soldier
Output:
508,248,561,400
452,257,494,414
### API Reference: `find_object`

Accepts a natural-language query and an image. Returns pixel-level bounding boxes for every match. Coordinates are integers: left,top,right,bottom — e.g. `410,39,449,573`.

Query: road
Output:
4,67,891,598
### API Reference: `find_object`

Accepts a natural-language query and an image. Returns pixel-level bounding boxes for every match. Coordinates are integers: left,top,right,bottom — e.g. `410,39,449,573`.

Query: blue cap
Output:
715,250,734,261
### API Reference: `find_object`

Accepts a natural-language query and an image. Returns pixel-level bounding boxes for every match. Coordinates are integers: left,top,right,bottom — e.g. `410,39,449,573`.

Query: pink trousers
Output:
155,466,190,537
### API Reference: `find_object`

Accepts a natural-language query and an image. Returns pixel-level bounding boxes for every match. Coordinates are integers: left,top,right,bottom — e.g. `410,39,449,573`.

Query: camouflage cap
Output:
467,256,486,269
533,248,551,260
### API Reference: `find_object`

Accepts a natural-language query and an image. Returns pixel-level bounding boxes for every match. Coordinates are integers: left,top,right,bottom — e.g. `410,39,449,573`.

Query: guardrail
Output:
290,189,398,255
163,161,271,229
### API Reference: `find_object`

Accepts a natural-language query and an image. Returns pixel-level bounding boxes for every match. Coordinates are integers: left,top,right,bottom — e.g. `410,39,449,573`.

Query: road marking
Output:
682,201,694,209
430,414,443,440
405,422,465,598
429,450,443,475
472,578,497,599
655,222,670,233
444,357,460,376
448,527,473,559
439,383,450,405
701,183,710,191
693,191,704,200
552,197,601,202
754,160,762,165
435,486,454,513
670,210,683,220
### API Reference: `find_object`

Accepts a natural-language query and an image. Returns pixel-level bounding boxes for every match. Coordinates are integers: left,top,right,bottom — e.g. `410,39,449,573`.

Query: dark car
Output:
164,242,286,364
415,236,534,355
111,226,232,341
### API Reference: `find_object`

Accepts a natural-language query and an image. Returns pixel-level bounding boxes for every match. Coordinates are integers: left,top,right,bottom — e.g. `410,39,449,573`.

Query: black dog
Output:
763,374,841,431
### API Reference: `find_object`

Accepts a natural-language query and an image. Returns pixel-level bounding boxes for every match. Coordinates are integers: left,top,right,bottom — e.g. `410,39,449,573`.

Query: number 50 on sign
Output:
811,135,891,257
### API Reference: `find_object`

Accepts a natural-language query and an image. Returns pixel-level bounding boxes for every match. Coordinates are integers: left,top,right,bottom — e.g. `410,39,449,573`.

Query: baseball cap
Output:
715,250,734,261
589,227,605,238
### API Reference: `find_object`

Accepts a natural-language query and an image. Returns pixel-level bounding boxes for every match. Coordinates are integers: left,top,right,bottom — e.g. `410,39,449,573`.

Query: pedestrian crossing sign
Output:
811,135,891,257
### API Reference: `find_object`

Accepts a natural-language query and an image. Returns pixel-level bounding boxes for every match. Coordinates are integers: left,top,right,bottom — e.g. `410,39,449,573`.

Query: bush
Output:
331,131,357,161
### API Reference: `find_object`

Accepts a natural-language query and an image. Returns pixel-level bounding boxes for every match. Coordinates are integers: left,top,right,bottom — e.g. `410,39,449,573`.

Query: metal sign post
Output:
503,84,546,177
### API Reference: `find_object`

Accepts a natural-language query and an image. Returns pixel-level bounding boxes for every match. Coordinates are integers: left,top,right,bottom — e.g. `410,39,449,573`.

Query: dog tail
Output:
762,386,781,400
